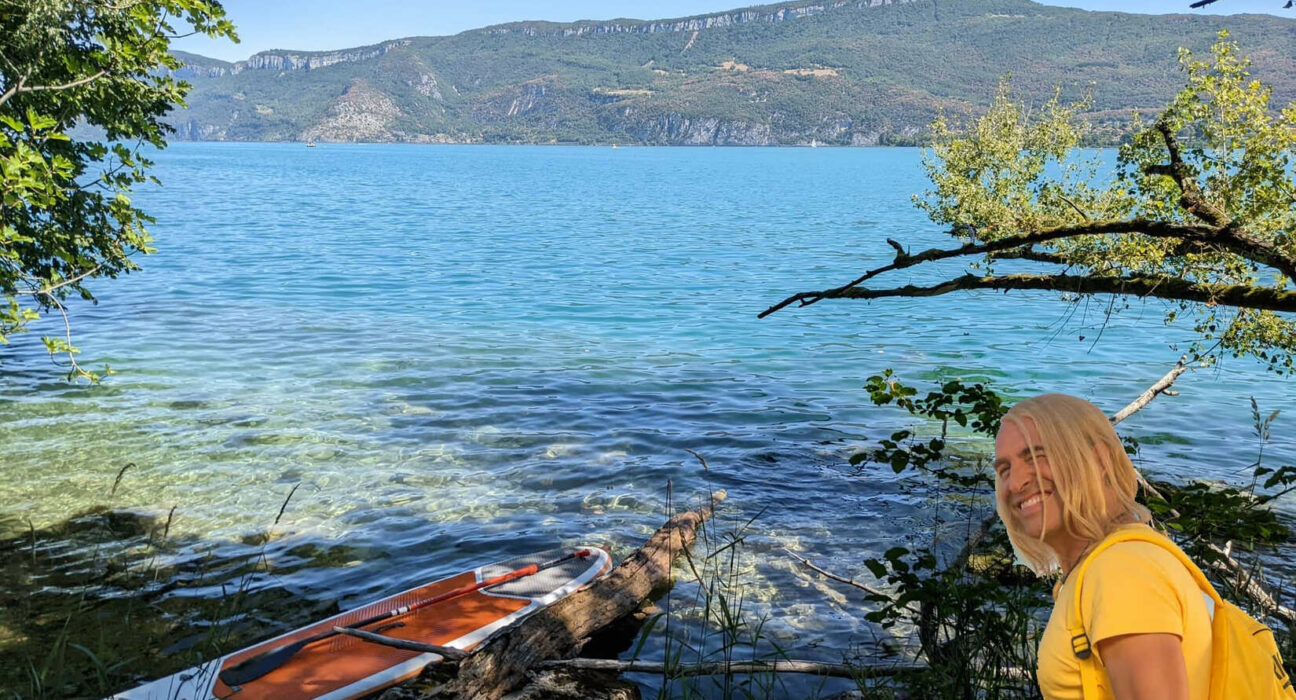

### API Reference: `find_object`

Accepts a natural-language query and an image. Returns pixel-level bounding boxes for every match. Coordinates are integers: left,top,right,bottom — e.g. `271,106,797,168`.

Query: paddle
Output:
218,549,592,687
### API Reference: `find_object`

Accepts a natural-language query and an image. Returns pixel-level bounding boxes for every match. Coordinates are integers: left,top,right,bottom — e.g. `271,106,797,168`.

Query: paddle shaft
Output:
219,549,592,687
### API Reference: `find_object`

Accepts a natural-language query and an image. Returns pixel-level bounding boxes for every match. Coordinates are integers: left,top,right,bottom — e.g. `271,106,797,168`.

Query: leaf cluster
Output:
1,0,236,379
852,370,1005,487
859,537,1049,698
914,32,1296,373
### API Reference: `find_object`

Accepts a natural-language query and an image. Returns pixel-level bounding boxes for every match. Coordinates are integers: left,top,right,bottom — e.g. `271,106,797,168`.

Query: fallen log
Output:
435,490,727,700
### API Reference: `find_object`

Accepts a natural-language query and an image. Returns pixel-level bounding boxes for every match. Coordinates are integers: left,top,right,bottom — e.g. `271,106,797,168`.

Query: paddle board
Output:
110,546,612,700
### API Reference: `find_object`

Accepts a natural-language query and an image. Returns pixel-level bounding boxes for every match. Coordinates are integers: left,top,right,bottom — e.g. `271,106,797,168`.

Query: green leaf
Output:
863,559,888,579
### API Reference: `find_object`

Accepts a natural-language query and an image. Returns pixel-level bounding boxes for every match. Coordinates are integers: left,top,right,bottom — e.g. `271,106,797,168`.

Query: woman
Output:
993,393,1212,700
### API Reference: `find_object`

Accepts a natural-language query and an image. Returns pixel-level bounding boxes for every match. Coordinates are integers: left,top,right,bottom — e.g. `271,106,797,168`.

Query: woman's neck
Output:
1052,511,1141,580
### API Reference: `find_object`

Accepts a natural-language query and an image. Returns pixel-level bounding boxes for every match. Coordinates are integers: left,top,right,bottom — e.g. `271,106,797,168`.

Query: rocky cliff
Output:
482,0,903,37
235,40,412,73
165,0,1296,146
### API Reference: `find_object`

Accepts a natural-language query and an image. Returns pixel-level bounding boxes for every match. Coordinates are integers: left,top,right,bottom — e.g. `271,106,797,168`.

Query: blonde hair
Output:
995,393,1151,576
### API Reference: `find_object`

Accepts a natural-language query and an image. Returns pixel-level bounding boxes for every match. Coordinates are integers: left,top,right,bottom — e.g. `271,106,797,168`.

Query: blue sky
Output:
172,0,1293,62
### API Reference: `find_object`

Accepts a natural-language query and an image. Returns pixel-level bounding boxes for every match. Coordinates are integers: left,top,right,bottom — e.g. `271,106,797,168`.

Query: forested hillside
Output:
168,0,1296,144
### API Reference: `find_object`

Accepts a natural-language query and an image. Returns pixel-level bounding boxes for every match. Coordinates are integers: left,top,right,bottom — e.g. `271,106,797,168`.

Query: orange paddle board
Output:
109,547,611,700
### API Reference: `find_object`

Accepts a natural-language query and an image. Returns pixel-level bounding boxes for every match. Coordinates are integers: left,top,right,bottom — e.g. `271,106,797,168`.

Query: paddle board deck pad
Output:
110,546,612,700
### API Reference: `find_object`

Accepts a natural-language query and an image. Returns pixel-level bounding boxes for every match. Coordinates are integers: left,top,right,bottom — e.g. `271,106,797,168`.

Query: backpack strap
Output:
1068,528,1229,699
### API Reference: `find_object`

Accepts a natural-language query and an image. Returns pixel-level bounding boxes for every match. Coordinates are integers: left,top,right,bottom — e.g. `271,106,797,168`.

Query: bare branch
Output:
0,73,28,109
1,70,108,110
1057,192,1090,221
42,294,92,381
822,273,1296,313
1105,356,1189,511
332,627,469,660
1110,355,1189,426
535,657,919,680
1204,543,1296,623
785,549,920,613
14,265,103,297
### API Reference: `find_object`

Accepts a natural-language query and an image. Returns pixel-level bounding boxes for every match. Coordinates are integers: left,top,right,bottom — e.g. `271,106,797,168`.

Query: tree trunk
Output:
437,491,726,700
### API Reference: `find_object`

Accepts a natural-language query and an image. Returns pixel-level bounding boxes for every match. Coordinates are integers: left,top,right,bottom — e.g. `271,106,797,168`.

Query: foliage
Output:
858,533,1049,699
1143,397,1294,579
916,84,1109,240
850,373,1047,697
850,372,1296,693
853,370,1005,487
915,32,1296,373
0,0,236,379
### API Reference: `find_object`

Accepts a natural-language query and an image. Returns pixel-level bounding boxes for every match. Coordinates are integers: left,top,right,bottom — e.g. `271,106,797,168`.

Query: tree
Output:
763,31,1296,374
1,0,236,379
765,33,1296,693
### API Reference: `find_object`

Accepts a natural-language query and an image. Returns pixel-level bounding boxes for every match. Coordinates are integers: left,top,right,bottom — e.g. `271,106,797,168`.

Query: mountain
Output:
165,0,1296,145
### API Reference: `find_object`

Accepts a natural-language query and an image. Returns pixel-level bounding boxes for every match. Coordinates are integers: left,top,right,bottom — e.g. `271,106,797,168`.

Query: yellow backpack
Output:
1070,529,1295,699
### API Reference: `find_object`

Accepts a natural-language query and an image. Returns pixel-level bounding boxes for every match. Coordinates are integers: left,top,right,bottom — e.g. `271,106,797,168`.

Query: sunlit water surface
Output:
1,144,1291,693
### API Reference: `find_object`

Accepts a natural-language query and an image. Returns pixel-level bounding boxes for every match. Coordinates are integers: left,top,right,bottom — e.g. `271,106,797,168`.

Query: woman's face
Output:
994,417,1065,543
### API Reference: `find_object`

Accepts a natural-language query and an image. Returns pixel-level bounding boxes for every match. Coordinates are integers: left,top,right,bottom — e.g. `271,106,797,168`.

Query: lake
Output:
1,144,1291,695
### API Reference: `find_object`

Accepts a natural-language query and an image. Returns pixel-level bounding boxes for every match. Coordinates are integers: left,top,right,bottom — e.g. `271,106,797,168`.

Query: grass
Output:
4,400,1293,699
0,478,337,698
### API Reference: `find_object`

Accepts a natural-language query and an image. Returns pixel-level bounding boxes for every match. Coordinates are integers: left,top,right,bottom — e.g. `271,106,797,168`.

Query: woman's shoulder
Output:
1085,526,1195,590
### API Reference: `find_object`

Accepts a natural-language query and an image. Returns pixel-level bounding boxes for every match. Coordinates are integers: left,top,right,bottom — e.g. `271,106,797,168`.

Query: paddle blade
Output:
218,638,310,687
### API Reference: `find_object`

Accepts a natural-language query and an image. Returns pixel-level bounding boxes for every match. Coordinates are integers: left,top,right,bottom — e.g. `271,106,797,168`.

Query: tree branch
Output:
1057,192,1091,221
1110,355,1189,426
533,657,919,680
786,549,921,614
1147,120,1230,228
19,69,109,95
15,265,103,297
0,73,28,110
1204,543,1296,623
821,273,1296,313
43,295,92,381
332,627,469,660
0,70,108,109
1107,356,1190,511
1142,121,1295,281
991,248,1070,265
759,219,1296,318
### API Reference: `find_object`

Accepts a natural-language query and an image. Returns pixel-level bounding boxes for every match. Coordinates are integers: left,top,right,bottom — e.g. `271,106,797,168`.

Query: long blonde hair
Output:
995,393,1151,575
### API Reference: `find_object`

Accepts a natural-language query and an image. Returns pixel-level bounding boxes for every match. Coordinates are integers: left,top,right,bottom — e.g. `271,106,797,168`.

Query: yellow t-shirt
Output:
1036,525,1213,700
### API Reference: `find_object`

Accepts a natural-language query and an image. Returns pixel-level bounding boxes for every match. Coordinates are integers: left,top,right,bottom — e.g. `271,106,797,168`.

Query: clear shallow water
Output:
1,144,1292,683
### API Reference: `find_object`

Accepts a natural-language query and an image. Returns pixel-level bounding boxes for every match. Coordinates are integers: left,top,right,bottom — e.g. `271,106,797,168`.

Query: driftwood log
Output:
432,491,726,700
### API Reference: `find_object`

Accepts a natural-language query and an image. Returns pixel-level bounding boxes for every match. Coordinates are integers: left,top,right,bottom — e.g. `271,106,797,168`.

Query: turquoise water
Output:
1,144,1292,684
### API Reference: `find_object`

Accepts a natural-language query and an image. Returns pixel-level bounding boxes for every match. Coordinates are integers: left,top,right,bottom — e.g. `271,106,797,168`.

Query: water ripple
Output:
0,144,1291,679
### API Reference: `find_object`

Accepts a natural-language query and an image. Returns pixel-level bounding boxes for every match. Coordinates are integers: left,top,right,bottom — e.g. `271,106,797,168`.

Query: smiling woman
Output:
994,394,1201,700
993,396,1150,575
994,395,1296,700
